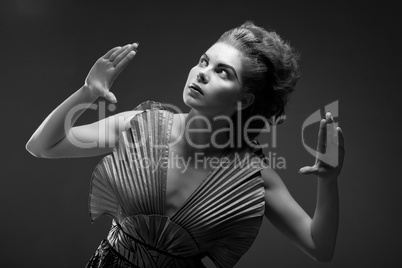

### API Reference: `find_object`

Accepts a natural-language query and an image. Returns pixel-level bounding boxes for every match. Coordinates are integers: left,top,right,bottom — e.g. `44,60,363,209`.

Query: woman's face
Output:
183,42,245,117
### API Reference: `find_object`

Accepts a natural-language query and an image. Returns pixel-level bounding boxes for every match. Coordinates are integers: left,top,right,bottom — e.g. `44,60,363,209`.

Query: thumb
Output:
104,91,117,103
298,165,318,175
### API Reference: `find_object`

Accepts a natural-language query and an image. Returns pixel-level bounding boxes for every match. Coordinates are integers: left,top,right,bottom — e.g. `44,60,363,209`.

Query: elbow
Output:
25,142,41,158
25,140,47,158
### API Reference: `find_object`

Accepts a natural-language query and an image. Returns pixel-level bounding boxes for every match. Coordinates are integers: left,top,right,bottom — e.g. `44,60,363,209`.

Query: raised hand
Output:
84,43,139,103
299,112,345,179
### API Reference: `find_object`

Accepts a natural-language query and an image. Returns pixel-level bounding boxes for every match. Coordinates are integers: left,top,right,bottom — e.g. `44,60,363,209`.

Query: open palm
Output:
85,43,138,103
299,112,345,179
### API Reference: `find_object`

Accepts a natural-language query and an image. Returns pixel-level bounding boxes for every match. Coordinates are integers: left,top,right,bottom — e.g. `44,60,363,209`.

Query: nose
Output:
197,71,208,84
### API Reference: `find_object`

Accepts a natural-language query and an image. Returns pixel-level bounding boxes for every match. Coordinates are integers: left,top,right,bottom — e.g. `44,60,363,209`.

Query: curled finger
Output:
337,127,345,149
317,118,327,154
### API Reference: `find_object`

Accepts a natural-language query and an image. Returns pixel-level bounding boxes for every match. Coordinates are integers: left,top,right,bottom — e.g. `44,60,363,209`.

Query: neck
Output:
177,109,233,158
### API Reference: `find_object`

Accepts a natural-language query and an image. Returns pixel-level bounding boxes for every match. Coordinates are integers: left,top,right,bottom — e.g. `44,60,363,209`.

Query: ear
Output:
237,93,254,110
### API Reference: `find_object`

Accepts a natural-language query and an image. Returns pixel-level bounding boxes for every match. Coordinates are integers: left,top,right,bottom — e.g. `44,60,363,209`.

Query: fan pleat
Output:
89,101,266,268
89,105,174,222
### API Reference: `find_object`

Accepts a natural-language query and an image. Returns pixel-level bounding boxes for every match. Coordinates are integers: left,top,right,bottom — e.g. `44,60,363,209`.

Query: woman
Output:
26,21,345,267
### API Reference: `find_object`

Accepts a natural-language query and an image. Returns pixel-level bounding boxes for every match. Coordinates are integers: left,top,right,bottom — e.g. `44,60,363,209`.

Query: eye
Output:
217,68,228,78
198,57,208,67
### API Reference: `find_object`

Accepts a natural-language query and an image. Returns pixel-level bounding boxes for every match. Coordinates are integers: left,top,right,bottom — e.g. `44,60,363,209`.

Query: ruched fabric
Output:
87,101,266,268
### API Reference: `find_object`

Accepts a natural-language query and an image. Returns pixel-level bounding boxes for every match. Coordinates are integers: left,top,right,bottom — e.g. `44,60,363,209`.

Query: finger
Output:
104,91,117,103
331,121,338,145
113,44,137,66
317,118,327,154
103,46,121,59
298,166,318,175
115,49,137,74
337,127,345,149
109,44,130,62
325,112,333,122
326,112,337,142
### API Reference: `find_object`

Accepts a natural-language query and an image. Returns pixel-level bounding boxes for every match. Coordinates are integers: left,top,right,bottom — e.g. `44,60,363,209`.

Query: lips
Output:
189,83,203,95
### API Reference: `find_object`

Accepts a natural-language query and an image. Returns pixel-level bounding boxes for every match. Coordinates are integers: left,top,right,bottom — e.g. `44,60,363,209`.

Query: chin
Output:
183,95,200,110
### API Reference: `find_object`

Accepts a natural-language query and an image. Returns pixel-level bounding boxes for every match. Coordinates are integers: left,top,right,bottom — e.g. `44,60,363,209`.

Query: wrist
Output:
81,84,99,102
318,175,338,185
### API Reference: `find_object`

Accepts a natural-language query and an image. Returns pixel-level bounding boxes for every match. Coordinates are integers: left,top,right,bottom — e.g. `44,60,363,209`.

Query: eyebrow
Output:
203,53,241,84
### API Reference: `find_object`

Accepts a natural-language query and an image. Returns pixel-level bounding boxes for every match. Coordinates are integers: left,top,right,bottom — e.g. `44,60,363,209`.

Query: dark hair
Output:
217,21,300,144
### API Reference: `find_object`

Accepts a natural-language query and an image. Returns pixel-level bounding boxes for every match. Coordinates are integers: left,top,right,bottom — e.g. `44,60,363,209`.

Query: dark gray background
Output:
0,0,400,267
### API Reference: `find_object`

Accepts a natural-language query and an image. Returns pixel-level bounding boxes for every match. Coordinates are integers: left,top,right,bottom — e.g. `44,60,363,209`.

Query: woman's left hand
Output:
299,112,345,180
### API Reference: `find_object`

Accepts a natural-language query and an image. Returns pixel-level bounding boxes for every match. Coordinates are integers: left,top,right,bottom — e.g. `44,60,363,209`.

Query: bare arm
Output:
263,112,345,261
26,43,139,158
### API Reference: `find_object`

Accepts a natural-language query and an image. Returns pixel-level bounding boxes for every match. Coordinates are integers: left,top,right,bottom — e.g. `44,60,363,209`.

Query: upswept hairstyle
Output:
217,21,300,144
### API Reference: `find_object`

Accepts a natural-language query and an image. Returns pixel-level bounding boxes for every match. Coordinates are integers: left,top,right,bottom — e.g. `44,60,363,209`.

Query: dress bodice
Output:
89,101,266,268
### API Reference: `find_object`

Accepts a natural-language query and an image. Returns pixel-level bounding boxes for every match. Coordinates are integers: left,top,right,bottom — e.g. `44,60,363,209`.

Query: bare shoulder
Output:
260,166,287,191
172,113,188,123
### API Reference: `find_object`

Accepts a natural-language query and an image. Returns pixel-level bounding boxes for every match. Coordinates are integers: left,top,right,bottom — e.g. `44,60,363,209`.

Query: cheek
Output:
213,90,236,102
212,81,241,100
206,84,241,111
